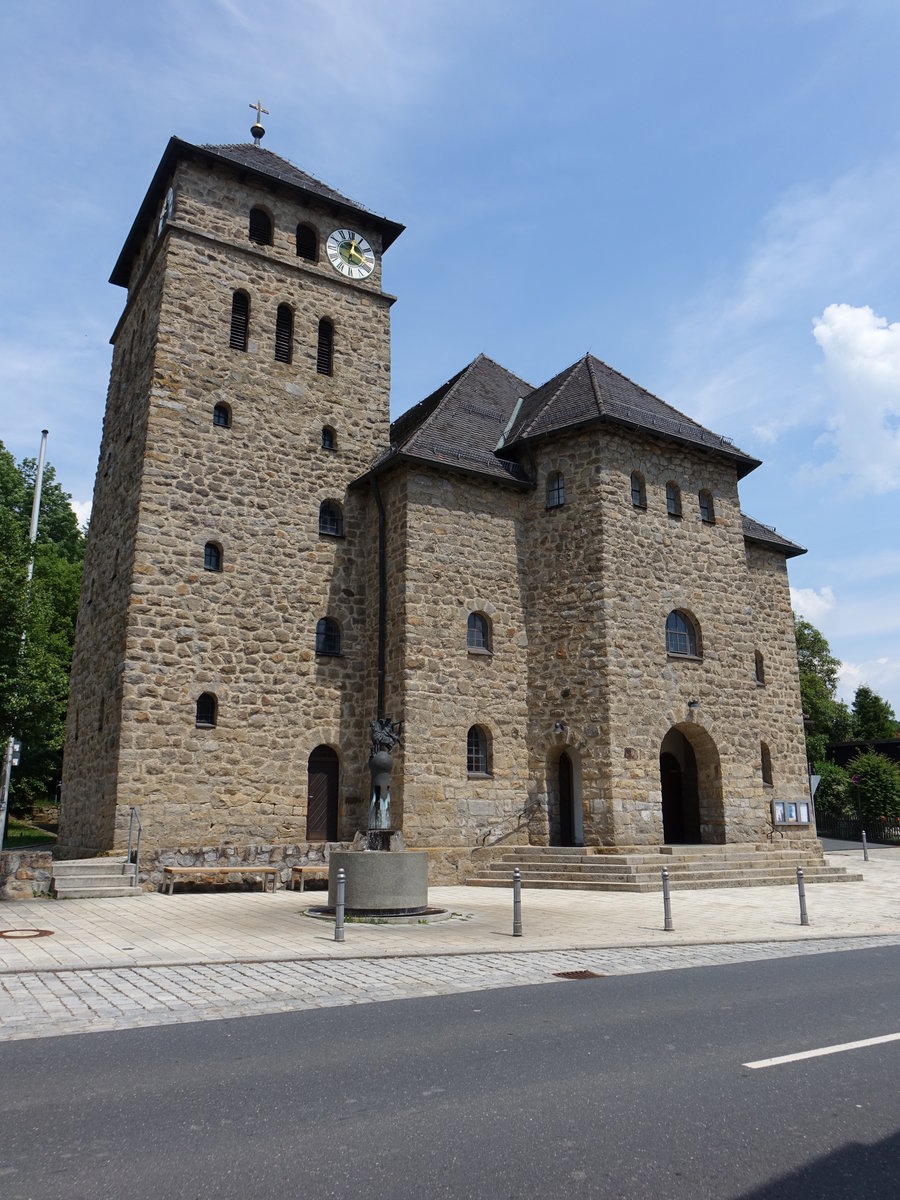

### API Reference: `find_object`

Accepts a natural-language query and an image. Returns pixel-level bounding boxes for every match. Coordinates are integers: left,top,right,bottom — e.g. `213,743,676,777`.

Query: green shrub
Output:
845,749,900,825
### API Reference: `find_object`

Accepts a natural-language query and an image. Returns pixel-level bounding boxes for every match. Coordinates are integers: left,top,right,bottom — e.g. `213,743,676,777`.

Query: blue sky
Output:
2,0,899,712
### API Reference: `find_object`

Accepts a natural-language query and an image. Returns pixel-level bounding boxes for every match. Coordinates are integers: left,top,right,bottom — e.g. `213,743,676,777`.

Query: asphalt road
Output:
1,945,899,1199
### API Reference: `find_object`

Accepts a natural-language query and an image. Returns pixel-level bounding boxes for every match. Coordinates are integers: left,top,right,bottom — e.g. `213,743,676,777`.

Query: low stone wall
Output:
139,842,348,892
0,849,53,899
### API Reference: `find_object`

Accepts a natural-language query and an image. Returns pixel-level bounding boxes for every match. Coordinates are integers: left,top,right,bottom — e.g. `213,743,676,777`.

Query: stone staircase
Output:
466,843,862,892
52,857,142,899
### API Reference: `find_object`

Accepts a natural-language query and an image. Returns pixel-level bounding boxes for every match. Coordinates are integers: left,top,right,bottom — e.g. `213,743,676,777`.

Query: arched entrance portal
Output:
659,725,724,844
307,745,339,842
550,749,583,847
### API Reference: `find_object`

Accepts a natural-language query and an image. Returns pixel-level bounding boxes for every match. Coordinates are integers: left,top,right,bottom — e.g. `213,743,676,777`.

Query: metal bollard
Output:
662,868,674,932
512,867,523,937
334,867,346,943
862,830,869,862
796,866,809,926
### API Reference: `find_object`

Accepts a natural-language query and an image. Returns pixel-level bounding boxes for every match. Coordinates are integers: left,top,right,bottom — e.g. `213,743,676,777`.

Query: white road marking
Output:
744,1031,900,1069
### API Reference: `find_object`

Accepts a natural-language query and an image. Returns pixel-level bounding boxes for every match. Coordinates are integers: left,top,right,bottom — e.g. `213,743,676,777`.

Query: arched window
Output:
547,471,565,508
630,471,646,509
666,481,682,518
213,402,232,428
229,291,249,351
321,425,336,450
296,223,318,261
754,650,765,685
761,742,773,785
317,318,334,375
699,489,715,524
274,304,293,363
196,693,218,728
248,207,273,246
467,725,491,775
318,500,344,537
203,542,222,572
665,610,698,657
467,612,491,652
316,617,341,656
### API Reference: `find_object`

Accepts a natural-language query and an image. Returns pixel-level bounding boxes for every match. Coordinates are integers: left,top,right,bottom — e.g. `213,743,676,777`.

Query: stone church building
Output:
58,127,816,879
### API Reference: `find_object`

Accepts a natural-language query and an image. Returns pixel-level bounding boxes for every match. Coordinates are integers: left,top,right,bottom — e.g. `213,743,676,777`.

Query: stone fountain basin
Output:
328,849,428,915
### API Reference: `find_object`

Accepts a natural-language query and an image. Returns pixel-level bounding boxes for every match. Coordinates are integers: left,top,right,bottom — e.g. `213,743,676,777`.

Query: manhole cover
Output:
0,928,54,939
554,969,603,980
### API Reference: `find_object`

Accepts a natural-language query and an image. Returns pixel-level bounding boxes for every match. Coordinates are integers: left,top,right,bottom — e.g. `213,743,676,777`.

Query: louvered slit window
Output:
229,291,249,351
296,223,318,261
317,318,334,375
275,304,293,363
249,207,272,246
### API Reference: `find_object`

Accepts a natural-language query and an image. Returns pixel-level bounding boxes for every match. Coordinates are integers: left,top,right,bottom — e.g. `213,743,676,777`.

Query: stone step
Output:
52,857,134,877
53,883,143,899
51,857,141,899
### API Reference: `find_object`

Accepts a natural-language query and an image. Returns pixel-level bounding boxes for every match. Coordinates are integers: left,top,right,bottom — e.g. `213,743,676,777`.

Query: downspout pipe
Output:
370,475,387,719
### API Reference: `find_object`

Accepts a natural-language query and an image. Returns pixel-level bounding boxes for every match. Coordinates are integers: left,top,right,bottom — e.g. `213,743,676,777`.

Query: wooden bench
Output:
162,865,279,895
290,864,329,892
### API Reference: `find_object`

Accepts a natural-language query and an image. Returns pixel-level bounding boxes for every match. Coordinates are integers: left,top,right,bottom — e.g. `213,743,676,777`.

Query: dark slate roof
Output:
741,514,806,558
111,136,404,286
371,355,533,485
498,353,761,479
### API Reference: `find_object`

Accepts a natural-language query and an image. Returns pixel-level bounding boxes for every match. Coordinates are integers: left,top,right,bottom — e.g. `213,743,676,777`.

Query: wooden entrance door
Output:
307,746,339,842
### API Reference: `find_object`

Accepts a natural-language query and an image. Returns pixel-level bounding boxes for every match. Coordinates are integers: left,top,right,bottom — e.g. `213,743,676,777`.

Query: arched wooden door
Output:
307,746,339,842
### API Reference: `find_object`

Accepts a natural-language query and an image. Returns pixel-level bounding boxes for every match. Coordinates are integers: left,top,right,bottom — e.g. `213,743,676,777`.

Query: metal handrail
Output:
125,807,142,881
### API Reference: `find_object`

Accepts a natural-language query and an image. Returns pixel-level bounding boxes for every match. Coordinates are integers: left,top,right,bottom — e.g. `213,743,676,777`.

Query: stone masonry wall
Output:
58,251,165,857
391,468,532,847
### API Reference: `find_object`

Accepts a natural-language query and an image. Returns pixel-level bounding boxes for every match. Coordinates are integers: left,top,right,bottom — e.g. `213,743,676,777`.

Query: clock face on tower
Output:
326,229,375,280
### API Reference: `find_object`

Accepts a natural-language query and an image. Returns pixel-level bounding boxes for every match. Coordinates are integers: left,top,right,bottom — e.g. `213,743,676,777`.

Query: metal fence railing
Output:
816,815,900,844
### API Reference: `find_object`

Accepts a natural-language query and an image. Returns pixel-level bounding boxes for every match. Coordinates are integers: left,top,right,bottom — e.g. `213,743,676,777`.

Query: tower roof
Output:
497,353,761,479
110,136,404,287
362,355,533,485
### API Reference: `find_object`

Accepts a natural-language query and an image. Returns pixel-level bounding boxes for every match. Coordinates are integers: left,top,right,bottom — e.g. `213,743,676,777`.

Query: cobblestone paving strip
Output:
2,934,900,1042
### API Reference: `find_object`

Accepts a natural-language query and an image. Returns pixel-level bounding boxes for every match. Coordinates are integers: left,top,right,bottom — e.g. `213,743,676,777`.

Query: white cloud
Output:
71,500,92,529
837,657,900,709
664,159,900,445
810,303,900,493
790,585,836,624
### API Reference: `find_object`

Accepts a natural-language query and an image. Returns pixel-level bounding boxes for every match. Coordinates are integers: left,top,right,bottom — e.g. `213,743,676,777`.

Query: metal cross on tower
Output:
249,99,269,145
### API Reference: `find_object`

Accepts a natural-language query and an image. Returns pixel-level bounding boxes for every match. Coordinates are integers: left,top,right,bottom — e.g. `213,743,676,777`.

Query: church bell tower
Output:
59,111,404,863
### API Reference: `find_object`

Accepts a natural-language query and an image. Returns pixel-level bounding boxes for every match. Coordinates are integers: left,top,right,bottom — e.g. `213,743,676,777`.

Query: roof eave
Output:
351,448,531,491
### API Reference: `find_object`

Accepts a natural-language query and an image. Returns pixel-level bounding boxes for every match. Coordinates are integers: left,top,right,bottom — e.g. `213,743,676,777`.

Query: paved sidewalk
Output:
0,847,896,1041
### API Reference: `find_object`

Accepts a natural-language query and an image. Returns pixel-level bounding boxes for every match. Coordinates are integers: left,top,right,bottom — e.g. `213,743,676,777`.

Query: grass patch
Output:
4,818,57,849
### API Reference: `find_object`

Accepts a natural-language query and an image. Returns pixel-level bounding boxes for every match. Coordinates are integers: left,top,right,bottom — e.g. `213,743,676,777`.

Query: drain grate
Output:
0,928,54,939
554,968,604,980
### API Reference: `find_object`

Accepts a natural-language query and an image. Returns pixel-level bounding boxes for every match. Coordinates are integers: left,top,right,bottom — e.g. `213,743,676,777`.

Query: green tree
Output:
794,615,851,764
851,685,899,741
0,441,84,816
812,759,853,820
846,749,900,826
